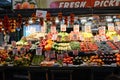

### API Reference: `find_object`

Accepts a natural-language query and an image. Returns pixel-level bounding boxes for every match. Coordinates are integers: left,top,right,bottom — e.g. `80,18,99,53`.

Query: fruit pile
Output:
114,42,120,49
70,41,80,50
80,42,98,52
115,53,120,66
63,56,73,64
99,52,116,65
0,50,9,65
44,39,54,51
106,41,118,50
73,56,83,65
90,55,104,66
14,0,36,9
57,32,69,42
52,42,71,51
97,41,111,51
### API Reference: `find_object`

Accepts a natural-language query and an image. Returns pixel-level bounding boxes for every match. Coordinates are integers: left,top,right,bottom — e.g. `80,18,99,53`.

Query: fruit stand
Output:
0,0,120,80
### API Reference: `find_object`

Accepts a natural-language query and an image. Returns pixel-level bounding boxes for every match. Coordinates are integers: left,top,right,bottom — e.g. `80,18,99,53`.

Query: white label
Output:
13,48,18,55
98,26,106,35
60,24,66,31
36,47,42,55
108,23,115,31
84,25,91,32
113,36,119,42
52,34,57,40
36,10,47,18
73,25,79,32
41,27,46,33
51,26,56,33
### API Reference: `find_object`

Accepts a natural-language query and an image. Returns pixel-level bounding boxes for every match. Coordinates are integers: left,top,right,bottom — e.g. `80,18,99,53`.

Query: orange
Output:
21,2,30,9
30,4,35,9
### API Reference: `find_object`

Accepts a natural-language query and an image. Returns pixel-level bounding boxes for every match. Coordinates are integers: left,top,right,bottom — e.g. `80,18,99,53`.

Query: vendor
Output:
4,31,10,44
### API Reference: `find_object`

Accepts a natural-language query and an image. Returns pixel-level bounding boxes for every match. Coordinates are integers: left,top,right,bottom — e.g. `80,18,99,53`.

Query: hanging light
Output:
55,17,59,23
29,18,33,24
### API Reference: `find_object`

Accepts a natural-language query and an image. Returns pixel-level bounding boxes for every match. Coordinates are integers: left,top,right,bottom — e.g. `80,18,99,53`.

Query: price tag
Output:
50,52,56,59
36,47,42,55
73,34,78,40
79,35,84,41
52,34,57,40
115,22,120,30
13,48,18,55
60,24,66,31
11,41,16,47
45,51,50,58
100,35,107,41
108,23,115,31
73,50,78,55
20,47,26,54
57,54,63,60
98,26,106,35
84,25,91,32
73,25,79,32
51,26,56,33
41,27,46,33
116,22,120,26
113,36,119,42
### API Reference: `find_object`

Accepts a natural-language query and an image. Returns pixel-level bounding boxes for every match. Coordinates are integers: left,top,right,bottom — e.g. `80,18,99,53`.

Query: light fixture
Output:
36,18,40,22
106,18,113,22
81,17,87,23
55,17,59,23
1,28,4,31
106,16,113,22
29,18,33,24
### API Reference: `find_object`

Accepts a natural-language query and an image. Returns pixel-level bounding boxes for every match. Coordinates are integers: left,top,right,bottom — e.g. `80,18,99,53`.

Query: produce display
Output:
2,19,120,67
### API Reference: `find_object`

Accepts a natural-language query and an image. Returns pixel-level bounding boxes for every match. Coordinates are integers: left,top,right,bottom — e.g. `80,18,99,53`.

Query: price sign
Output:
79,35,84,41
52,34,57,40
51,26,56,33
108,23,115,31
116,22,120,26
41,27,46,33
20,47,26,54
98,26,106,35
36,47,42,55
115,22,120,30
45,51,50,58
73,25,79,32
60,24,66,31
100,35,107,41
50,53,56,59
13,48,18,55
113,36,119,42
57,54,63,60
84,25,91,32
11,41,16,47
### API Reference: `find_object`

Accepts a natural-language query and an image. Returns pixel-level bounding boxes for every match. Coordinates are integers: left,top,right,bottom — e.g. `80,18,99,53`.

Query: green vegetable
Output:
70,41,80,50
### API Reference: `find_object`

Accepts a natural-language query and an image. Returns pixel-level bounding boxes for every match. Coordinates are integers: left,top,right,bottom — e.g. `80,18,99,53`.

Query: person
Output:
4,32,10,44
